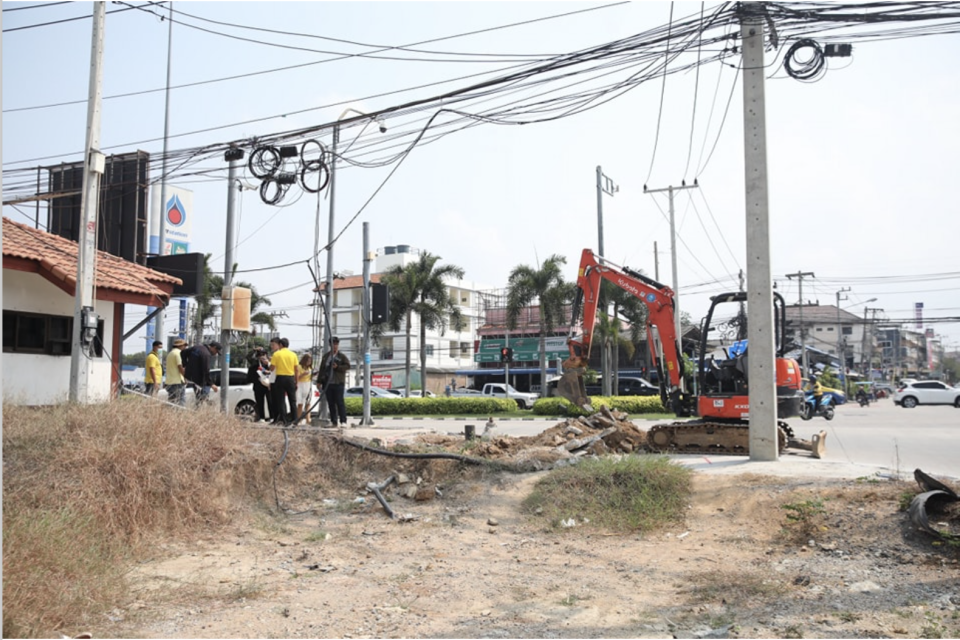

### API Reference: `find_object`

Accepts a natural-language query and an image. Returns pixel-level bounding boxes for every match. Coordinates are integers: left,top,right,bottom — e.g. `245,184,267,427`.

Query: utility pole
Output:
864,307,883,380
739,5,778,461
220,147,243,413
835,287,850,390
644,180,699,391
653,241,660,281
786,271,815,377
596,166,618,396
153,0,175,348
69,2,106,404
361,222,374,426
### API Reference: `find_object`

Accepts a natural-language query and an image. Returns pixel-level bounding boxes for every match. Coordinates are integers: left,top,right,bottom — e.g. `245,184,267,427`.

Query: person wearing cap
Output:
145,341,164,397
185,341,221,407
318,336,350,427
269,337,300,426
165,338,188,406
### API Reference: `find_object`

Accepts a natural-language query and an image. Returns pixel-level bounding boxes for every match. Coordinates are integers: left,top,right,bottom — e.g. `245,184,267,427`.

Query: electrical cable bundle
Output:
783,38,825,81
246,139,329,205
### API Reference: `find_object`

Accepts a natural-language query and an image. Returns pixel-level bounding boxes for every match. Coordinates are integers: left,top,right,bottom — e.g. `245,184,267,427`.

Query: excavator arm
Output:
558,249,687,413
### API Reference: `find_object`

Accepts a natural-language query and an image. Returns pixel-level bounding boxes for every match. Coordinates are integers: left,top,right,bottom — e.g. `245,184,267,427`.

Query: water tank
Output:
384,246,396,255
397,244,410,253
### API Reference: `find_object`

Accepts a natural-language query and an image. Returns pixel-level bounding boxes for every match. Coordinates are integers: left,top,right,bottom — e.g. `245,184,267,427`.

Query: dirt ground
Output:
101,416,958,639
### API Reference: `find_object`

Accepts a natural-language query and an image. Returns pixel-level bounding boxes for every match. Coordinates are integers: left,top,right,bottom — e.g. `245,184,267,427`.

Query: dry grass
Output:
2,400,276,638
2,402,492,638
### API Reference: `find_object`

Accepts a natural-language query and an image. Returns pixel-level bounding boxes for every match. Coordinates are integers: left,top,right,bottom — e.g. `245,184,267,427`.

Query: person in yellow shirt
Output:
145,341,163,396
269,337,300,426
296,353,314,426
165,338,187,406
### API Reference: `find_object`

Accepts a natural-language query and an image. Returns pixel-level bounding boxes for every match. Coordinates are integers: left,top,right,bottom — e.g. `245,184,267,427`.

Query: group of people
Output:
243,335,351,427
144,338,223,407
145,335,351,426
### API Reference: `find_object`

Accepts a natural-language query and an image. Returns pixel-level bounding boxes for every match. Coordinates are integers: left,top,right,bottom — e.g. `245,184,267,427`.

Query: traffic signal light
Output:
500,347,514,363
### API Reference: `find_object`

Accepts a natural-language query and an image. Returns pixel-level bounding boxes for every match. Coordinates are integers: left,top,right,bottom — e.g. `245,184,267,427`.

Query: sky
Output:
3,1,959,358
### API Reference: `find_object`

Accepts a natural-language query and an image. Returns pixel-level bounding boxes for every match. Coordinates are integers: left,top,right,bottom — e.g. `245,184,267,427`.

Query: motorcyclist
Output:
809,376,824,413
855,385,868,406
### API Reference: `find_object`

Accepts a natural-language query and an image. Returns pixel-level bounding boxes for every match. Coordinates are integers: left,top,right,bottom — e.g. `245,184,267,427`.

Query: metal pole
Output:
361,222,374,425
643,181,698,393
153,0,174,346
220,148,243,413
787,271,814,376
596,165,605,257
836,287,850,390
324,125,339,360
740,6,778,461
69,1,106,404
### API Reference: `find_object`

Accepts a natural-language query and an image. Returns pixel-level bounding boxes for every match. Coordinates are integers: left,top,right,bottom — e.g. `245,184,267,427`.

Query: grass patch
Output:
780,497,827,543
522,455,692,533
683,569,787,605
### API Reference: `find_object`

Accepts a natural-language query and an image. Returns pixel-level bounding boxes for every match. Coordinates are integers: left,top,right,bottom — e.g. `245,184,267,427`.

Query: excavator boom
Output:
558,249,685,412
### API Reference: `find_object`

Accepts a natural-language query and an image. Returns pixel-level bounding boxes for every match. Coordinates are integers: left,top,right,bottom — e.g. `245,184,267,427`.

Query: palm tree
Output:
505,254,574,394
381,253,465,397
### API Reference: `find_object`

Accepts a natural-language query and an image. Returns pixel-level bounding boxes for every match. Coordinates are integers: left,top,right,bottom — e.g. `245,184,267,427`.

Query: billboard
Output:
149,186,193,256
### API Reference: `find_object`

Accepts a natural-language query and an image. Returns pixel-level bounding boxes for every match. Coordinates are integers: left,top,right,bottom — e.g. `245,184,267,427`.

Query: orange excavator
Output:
557,249,820,456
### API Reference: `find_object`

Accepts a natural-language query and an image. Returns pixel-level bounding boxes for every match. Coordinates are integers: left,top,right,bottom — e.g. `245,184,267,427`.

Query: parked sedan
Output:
893,380,960,408
345,386,398,398
388,388,436,397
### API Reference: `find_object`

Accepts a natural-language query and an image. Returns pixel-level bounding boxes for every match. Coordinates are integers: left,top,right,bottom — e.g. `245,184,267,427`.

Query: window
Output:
3,311,75,356
842,327,853,335
425,345,434,356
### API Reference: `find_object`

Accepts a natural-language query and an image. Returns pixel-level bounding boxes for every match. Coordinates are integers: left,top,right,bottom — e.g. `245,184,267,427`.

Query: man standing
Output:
318,336,350,427
165,338,188,406
269,337,300,426
185,341,221,407
145,341,163,396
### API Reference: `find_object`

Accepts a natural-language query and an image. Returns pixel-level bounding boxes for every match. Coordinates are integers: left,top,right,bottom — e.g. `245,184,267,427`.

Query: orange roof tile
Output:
3,217,181,305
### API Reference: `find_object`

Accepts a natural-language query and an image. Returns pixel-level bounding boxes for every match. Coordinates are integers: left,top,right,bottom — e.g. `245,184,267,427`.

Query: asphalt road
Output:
346,397,958,481
786,397,959,481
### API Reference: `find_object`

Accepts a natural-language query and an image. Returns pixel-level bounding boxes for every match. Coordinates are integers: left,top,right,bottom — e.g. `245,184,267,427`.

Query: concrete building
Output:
784,303,872,376
321,244,490,394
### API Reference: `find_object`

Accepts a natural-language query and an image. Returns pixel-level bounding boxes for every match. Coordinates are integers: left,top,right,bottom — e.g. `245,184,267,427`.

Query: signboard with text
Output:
372,374,392,389
474,336,567,363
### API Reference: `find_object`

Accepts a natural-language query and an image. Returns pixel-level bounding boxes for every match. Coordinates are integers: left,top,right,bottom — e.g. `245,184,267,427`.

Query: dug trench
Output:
105,414,958,639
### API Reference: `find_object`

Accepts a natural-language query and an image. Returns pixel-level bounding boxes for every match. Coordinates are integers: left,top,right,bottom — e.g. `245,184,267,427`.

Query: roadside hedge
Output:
532,395,665,417
344,396,517,415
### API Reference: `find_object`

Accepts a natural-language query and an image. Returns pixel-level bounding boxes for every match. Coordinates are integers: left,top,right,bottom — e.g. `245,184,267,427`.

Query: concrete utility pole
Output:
69,2,106,404
644,180,699,392
596,166,618,396
653,241,660,281
786,271,815,377
361,222,374,426
835,287,850,389
153,0,174,348
739,6,778,461
220,148,243,413
864,307,884,379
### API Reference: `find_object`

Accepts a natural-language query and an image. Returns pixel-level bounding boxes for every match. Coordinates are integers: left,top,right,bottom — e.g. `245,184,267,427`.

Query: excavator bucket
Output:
556,369,593,413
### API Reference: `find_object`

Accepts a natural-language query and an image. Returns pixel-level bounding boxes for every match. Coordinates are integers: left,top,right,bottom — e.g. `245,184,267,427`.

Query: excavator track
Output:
646,420,790,456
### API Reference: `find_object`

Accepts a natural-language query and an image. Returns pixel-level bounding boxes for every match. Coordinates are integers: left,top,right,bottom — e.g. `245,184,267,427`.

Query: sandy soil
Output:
101,418,958,639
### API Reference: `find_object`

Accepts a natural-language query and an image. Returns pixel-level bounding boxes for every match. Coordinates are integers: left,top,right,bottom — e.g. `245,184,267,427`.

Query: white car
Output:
158,368,320,420
451,388,482,397
345,386,398,398
893,380,960,408
388,388,436,397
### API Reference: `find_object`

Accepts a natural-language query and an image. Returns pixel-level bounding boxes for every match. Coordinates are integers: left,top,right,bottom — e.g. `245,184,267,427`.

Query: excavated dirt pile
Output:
414,406,648,470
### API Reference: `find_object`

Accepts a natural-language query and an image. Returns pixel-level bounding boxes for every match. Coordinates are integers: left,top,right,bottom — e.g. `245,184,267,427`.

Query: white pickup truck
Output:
480,383,539,409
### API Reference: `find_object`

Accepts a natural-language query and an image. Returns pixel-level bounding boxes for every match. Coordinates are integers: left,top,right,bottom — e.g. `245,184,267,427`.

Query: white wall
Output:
3,270,116,405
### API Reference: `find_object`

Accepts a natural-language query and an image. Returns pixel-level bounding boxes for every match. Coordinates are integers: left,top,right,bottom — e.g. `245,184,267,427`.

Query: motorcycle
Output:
800,392,835,421
856,393,871,407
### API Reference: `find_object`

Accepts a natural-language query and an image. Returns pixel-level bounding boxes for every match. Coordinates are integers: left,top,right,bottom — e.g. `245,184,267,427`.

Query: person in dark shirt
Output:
246,346,273,422
185,341,221,407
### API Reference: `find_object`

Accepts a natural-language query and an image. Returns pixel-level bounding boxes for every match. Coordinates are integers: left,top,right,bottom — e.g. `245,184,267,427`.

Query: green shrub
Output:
532,395,665,417
344,397,517,415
